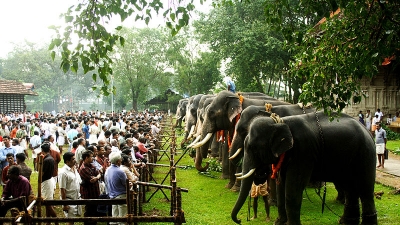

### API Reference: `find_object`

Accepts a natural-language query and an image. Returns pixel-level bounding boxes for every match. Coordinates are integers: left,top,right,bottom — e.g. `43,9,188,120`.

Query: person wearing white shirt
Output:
371,115,380,132
374,108,384,121
29,131,42,172
12,139,28,158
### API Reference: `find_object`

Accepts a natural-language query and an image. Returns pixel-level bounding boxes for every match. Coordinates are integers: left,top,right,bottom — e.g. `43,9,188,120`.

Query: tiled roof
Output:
0,79,38,95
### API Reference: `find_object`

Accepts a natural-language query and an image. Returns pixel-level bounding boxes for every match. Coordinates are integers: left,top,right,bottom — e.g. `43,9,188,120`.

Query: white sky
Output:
0,0,211,58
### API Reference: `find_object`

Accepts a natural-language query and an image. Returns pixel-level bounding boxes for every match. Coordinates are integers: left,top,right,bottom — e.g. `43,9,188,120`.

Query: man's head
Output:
77,138,86,146
97,145,106,157
12,138,19,146
41,141,51,153
6,153,14,165
126,138,134,147
63,152,76,168
87,145,98,156
376,123,382,130
16,153,26,164
82,150,94,164
121,153,131,166
105,130,112,138
98,139,106,147
2,136,11,147
109,152,122,165
7,165,21,181
48,135,55,143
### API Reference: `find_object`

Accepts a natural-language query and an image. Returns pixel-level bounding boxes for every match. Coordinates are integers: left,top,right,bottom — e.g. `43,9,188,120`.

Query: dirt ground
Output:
375,152,400,191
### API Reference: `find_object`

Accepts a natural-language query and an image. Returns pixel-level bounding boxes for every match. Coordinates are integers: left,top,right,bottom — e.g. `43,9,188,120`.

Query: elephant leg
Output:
210,133,219,158
230,165,241,192
268,177,277,206
284,165,313,225
334,182,345,204
274,172,287,225
221,141,230,181
339,189,360,225
360,181,378,225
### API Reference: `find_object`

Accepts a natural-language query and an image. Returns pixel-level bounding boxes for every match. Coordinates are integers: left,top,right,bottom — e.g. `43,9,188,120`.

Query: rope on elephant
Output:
269,113,283,124
270,113,285,183
265,103,272,112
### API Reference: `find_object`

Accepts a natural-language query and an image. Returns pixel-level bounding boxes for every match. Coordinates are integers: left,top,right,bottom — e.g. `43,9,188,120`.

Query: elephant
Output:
229,104,315,166
231,112,377,225
181,94,203,148
193,90,291,190
175,98,188,128
191,95,217,172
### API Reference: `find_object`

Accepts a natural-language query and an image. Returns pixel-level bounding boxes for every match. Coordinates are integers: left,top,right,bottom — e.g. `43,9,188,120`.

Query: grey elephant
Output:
175,98,188,128
181,94,203,148
193,90,291,190
229,104,315,166
231,112,377,225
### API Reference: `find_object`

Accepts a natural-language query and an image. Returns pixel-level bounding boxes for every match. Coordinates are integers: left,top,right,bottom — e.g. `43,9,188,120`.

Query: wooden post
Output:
37,155,43,224
126,179,132,225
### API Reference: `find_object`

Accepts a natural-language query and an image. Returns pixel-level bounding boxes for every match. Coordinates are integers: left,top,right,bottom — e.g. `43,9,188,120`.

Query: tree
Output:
264,0,400,114
112,27,172,111
49,0,197,96
0,41,98,111
52,0,400,115
194,0,289,94
168,27,222,95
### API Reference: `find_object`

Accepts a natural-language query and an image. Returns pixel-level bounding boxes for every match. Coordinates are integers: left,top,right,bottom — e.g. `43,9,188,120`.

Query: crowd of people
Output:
0,109,164,224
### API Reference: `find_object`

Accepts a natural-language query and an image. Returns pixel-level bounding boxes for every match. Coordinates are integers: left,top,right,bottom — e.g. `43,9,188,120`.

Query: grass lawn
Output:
2,134,399,224
386,139,400,154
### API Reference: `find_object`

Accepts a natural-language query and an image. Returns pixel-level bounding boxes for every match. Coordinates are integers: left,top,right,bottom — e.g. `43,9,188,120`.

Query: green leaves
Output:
49,0,199,98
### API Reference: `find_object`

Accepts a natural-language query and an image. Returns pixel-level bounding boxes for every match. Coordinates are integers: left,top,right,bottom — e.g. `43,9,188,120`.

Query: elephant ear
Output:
270,123,294,157
226,96,242,122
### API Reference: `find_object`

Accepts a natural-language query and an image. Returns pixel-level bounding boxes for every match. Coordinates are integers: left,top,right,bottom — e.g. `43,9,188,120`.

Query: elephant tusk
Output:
191,133,213,148
235,172,243,177
176,115,182,120
229,148,242,160
187,125,195,139
187,135,201,148
237,169,255,180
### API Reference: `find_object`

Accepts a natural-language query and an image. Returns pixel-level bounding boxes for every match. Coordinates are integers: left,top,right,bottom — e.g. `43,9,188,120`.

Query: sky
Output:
0,0,212,58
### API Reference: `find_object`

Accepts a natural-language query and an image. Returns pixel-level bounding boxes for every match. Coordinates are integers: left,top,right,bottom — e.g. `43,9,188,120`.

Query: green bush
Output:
381,124,400,140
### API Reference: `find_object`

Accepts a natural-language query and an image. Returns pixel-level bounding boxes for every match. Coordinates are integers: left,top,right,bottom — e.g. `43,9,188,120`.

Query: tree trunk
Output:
267,78,273,94
276,76,281,100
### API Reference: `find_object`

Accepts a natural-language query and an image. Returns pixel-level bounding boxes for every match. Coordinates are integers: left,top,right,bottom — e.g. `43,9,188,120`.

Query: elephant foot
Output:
340,203,360,225
339,216,360,225
221,174,230,179
361,212,377,225
230,184,240,192
225,182,234,189
335,195,345,204
274,217,287,225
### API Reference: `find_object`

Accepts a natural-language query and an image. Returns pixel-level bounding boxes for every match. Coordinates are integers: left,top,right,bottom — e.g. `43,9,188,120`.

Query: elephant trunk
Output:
231,173,254,224
195,147,209,172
